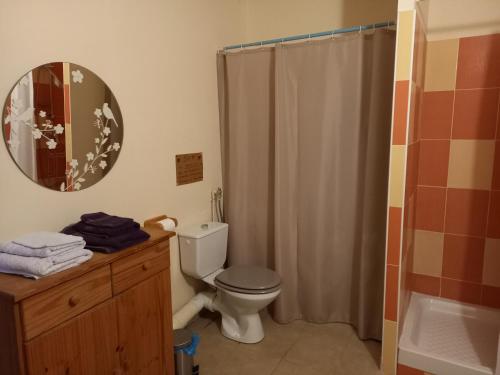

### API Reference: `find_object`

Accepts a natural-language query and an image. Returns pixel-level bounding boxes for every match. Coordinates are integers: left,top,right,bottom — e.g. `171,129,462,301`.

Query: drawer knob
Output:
142,261,152,271
68,296,80,307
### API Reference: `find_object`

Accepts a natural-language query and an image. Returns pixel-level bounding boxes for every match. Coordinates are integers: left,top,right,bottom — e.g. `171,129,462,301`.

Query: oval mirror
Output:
2,62,123,192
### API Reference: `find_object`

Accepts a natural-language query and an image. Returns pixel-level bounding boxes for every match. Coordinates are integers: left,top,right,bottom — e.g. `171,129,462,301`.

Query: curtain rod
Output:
223,21,395,51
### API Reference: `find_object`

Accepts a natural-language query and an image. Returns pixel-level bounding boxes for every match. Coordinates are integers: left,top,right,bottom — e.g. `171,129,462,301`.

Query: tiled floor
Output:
188,311,382,375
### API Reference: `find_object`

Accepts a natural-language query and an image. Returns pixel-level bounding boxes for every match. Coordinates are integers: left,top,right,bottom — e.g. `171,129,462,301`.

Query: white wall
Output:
0,0,245,312
243,0,397,42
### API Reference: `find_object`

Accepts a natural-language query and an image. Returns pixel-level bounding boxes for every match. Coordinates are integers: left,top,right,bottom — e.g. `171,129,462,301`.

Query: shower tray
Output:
399,292,500,375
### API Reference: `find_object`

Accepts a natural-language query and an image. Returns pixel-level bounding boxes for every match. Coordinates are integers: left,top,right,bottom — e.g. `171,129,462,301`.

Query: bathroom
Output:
0,0,499,374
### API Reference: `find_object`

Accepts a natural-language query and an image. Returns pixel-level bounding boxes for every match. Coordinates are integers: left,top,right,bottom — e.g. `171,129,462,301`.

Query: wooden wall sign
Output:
176,153,203,185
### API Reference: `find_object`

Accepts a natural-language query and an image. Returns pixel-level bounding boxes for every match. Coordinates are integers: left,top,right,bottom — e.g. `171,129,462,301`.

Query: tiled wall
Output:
383,4,500,375
406,33,500,308
382,7,416,375
399,8,426,336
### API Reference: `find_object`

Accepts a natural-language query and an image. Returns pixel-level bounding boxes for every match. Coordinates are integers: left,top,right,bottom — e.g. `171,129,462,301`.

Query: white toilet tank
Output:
177,222,229,279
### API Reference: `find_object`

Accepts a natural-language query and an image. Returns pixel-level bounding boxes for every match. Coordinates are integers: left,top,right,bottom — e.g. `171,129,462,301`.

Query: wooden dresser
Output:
0,227,176,375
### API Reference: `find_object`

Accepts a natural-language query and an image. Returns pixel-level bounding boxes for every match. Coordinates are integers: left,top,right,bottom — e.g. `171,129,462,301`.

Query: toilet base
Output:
220,311,265,344
211,288,280,344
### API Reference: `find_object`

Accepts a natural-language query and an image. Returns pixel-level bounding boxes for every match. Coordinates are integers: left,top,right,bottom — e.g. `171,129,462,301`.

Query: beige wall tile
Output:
413,230,444,277
483,238,500,287
396,11,415,81
447,140,495,190
398,0,416,12
424,38,459,91
382,319,397,375
389,146,406,208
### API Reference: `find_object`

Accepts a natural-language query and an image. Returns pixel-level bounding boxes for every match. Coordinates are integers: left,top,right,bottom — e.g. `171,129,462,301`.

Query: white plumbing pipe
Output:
172,291,217,329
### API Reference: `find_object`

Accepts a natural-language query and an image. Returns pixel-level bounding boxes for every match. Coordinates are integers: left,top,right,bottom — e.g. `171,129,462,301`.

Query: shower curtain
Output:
217,29,395,340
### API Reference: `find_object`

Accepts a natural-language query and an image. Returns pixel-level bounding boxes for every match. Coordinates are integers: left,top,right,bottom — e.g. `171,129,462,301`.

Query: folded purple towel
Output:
62,224,150,254
73,220,140,237
81,212,134,229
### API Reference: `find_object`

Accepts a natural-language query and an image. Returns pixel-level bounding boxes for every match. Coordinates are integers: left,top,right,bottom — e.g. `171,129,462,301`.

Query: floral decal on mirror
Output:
3,75,64,152
61,103,121,191
4,108,64,150
71,69,84,84
2,62,123,192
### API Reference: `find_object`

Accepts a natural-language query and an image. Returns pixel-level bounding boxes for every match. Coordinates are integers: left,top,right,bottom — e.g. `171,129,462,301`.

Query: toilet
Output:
177,222,281,344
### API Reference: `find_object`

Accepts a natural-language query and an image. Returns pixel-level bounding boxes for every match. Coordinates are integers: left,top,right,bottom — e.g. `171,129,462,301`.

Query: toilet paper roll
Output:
158,218,176,231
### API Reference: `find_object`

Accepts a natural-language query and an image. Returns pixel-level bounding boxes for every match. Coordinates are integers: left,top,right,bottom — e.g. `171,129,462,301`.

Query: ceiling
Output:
418,0,500,40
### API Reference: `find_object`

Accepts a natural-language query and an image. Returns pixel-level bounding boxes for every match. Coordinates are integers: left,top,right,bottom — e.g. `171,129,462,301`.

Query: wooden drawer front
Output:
21,266,112,340
112,241,169,295
25,299,120,375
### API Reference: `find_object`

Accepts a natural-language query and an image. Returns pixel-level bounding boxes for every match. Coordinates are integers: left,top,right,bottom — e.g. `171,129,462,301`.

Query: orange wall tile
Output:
441,278,482,305
385,265,399,321
487,191,500,238
452,89,499,139
420,91,453,139
492,141,500,189
445,189,490,237
397,364,427,375
417,140,449,187
456,34,500,89
482,286,500,309
409,273,440,296
442,235,484,283
393,81,410,145
414,186,446,232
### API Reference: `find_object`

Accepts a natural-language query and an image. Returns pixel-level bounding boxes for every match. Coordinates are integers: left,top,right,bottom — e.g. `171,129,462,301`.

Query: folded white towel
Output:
11,231,84,250
0,249,93,279
47,248,91,264
0,241,87,258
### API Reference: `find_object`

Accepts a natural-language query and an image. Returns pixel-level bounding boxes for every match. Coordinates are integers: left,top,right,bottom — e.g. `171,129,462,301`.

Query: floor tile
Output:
190,311,382,375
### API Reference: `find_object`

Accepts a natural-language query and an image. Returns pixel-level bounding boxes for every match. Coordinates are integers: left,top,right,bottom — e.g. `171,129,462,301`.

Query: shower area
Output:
217,21,396,347
387,1,500,374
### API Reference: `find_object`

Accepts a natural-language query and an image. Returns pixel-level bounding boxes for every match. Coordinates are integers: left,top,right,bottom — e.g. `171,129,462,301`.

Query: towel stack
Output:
0,232,93,279
62,212,150,253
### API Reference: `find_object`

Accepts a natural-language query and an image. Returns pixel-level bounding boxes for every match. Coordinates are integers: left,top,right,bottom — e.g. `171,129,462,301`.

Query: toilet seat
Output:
214,265,281,295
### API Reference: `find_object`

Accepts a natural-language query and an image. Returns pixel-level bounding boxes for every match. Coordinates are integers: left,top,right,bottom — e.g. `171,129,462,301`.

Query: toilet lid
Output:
215,266,281,294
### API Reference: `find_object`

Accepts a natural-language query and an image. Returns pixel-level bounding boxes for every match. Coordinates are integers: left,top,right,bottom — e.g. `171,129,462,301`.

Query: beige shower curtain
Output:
217,30,395,340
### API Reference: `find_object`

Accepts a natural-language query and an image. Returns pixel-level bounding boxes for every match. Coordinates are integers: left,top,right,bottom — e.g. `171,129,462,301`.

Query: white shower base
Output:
399,292,500,375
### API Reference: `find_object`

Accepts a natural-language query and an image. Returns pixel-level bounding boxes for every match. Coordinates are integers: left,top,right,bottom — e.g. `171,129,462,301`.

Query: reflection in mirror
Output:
3,62,123,191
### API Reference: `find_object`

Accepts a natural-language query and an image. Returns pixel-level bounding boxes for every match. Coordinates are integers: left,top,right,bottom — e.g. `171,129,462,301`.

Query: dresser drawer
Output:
21,266,112,340
111,240,170,295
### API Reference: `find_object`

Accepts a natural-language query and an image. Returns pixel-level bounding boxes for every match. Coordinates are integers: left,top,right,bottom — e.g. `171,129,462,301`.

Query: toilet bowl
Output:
204,265,281,343
177,222,281,344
